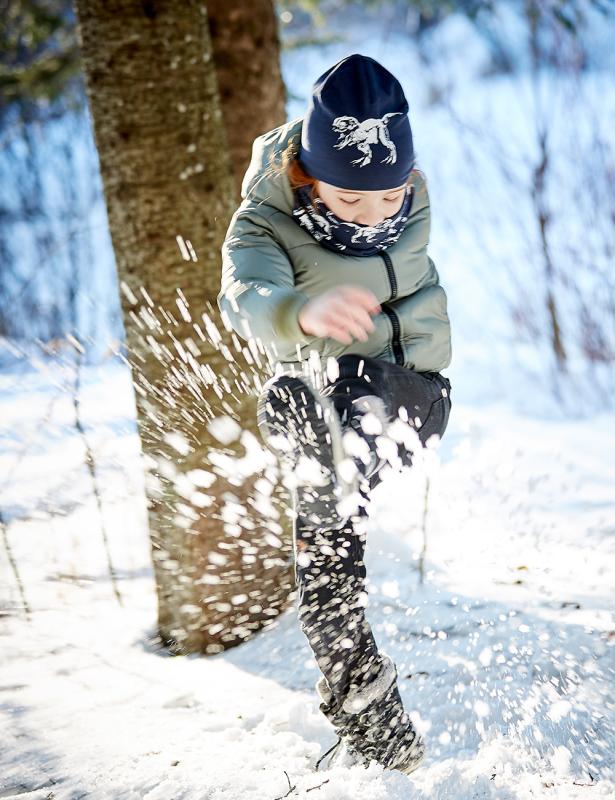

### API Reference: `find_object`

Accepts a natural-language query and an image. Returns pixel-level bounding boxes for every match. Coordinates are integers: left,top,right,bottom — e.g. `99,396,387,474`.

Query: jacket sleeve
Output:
395,260,452,372
217,202,312,360
394,173,452,373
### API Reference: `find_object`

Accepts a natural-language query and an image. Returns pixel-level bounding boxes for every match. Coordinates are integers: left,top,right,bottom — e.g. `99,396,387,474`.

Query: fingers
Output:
310,317,349,342
323,322,354,345
322,317,360,344
300,311,354,343
326,305,371,342
298,285,383,344
331,302,376,339
335,285,381,315
319,304,377,344
327,287,379,342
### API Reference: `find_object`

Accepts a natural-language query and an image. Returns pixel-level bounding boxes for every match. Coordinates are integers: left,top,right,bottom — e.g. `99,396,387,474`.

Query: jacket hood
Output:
241,117,303,213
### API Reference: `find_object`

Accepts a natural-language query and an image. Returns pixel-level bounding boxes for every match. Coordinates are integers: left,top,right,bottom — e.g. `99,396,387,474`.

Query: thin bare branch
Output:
0,509,31,619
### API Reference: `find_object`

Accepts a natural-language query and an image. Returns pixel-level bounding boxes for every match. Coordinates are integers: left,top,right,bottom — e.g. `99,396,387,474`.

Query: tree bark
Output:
206,0,287,195
75,0,294,654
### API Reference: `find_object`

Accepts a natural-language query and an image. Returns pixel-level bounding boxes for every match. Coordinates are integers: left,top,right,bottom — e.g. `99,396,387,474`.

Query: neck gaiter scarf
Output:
292,184,414,257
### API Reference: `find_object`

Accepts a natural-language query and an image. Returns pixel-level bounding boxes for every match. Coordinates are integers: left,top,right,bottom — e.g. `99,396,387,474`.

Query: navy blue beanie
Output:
299,54,415,191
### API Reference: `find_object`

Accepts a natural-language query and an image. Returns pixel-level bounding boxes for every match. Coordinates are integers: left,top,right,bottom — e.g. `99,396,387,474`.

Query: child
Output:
218,54,452,774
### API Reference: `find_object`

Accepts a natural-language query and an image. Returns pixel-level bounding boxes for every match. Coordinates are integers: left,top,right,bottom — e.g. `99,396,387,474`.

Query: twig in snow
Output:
71,346,123,607
0,387,63,500
306,778,330,792
418,475,431,585
273,770,296,800
0,509,31,619
573,771,596,786
0,382,64,620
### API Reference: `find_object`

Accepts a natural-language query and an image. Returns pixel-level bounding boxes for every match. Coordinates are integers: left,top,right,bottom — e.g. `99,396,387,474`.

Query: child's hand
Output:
298,285,381,345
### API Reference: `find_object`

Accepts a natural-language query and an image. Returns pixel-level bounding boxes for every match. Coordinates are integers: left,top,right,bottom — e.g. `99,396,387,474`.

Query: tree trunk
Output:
75,0,294,654
206,0,287,196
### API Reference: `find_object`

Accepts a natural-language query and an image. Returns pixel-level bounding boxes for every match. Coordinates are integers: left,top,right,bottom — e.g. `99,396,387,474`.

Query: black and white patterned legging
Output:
290,354,451,704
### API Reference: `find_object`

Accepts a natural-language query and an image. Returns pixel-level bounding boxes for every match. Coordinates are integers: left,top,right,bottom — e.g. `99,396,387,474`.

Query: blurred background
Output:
1,4,614,795
1,0,614,411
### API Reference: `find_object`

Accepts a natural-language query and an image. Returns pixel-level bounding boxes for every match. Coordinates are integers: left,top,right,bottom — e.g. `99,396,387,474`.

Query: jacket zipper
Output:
381,305,404,365
380,251,397,300
379,252,404,365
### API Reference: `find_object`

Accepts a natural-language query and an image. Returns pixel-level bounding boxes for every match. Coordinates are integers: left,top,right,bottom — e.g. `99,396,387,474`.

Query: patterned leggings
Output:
291,354,451,703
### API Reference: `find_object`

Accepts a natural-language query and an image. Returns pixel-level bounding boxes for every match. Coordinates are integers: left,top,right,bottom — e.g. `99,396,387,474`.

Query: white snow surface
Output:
1,355,613,799
2,6,615,798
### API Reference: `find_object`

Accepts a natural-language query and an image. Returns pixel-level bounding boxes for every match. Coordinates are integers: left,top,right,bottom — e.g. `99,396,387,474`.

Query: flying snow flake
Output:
387,417,421,450
195,573,220,585
360,412,383,436
120,281,139,305
474,700,490,717
176,235,191,262
185,239,198,261
186,468,216,488
381,580,400,599
294,455,330,486
254,477,274,496
207,415,242,444
190,491,213,508
341,429,370,463
479,647,493,667
164,431,191,455
202,313,223,346
140,286,154,307
547,700,572,722
180,604,202,616
376,435,399,467
424,433,443,452
338,455,360,483
264,533,282,549
551,745,572,776
326,356,339,383
176,295,192,323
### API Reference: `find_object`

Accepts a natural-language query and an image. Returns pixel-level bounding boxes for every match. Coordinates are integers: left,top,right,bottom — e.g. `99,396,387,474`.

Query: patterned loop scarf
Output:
292,183,414,257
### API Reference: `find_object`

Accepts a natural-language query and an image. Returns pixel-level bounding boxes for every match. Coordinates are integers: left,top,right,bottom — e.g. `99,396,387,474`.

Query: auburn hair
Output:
278,139,319,201
286,156,318,192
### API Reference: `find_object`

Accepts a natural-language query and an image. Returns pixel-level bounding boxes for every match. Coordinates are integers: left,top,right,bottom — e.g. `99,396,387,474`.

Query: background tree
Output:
206,0,287,194
0,0,81,119
75,0,293,654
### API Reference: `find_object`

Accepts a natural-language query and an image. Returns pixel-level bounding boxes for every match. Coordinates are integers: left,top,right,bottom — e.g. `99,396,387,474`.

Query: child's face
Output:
315,180,407,226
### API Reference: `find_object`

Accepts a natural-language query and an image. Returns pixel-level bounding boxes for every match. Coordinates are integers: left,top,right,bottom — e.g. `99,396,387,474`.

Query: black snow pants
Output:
291,354,451,705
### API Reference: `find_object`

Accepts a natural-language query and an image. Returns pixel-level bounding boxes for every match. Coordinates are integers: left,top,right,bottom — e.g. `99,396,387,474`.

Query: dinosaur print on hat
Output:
332,113,403,168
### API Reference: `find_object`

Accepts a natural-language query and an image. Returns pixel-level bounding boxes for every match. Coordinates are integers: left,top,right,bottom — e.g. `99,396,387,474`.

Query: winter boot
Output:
314,654,425,775
257,373,358,529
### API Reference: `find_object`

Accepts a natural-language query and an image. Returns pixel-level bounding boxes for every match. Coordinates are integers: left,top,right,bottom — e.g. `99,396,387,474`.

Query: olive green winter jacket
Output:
217,117,452,373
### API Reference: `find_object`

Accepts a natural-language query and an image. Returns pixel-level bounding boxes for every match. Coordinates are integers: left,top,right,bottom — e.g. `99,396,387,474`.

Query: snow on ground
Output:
1,355,613,799
1,6,614,798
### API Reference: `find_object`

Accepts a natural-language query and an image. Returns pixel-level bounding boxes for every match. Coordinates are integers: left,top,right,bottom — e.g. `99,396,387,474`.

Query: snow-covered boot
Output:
257,373,358,529
314,655,425,775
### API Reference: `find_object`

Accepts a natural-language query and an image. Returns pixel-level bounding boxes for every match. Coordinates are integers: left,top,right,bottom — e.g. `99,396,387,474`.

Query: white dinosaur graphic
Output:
332,113,402,167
